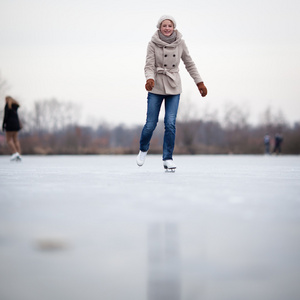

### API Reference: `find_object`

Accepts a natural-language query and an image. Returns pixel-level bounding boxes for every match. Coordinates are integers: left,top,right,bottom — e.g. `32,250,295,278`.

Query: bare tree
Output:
0,72,9,100
0,73,9,125
29,98,81,133
222,103,250,153
177,96,200,153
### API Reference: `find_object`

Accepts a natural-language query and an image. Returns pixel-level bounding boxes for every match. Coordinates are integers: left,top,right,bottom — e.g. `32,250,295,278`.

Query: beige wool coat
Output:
144,30,203,95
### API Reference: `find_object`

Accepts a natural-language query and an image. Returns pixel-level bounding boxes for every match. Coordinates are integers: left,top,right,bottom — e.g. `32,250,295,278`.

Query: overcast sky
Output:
0,0,299,126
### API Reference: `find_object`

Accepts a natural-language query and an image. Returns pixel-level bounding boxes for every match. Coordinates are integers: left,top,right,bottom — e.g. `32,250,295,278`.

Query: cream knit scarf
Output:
158,30,177,44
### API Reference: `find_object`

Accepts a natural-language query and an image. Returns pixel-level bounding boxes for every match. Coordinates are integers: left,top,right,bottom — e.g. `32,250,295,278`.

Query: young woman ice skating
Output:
136,15,207,170
2,96,22,161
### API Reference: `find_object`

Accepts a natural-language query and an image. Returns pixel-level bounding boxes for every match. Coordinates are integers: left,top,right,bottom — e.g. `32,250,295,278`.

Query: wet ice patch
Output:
35,236,69,252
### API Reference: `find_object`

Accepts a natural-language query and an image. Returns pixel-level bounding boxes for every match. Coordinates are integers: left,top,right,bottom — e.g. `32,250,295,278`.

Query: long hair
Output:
6,96,20,109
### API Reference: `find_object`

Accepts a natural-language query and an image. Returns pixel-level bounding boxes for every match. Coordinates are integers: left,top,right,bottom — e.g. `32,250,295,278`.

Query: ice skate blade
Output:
164,166,176,172
10,157,22,162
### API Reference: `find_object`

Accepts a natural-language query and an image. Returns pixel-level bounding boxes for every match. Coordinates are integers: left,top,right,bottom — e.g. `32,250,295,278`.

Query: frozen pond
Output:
1,155,300,300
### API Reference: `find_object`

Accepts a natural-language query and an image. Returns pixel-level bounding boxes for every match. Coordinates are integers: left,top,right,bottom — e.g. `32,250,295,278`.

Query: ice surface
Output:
0,155,300,300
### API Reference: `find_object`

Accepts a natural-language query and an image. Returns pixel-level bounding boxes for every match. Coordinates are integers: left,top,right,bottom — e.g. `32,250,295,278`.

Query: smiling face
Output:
160,19,174,37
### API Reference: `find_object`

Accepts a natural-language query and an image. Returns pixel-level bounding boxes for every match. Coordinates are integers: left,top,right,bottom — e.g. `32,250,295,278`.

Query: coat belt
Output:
156,67,178,88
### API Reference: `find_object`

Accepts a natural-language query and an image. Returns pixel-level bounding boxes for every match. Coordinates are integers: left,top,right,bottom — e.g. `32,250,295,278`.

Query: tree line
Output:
1,98,299,155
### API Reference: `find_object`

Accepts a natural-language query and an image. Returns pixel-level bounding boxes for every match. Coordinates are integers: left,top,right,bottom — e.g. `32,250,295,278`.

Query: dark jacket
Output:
2,103,21,132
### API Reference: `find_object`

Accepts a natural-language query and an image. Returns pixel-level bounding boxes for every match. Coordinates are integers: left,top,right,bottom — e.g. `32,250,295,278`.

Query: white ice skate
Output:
163,160,176,172
10,152,21,162
136,150,147,166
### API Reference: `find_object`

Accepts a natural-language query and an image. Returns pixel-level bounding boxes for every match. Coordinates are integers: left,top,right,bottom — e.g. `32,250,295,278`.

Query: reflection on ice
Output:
148,223,180,300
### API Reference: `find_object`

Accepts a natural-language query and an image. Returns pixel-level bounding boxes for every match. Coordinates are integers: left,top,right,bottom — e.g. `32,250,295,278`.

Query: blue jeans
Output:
139,92,180,161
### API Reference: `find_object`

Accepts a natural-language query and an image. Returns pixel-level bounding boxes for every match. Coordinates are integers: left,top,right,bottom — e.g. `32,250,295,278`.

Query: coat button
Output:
173,64,175,67
173,54,176,57
164,64,167,67
165,54,167,57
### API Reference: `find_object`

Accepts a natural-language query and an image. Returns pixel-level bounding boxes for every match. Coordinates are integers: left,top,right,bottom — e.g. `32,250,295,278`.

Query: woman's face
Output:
160,20,174,37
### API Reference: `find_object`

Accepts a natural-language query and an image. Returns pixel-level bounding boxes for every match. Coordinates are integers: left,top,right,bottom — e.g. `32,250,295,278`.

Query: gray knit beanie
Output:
156,15,177,29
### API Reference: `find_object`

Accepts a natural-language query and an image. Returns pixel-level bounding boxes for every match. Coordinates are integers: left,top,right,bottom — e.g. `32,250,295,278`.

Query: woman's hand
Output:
145,79,155,91
197,82,207,97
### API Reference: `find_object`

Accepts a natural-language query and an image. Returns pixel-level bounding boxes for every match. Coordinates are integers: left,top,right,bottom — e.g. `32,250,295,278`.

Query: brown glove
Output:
145,79,155,91
197,82,207,97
